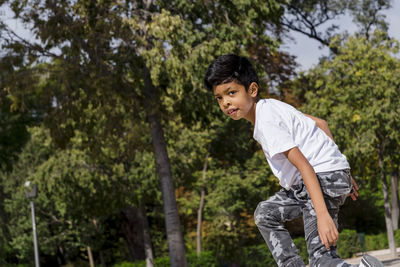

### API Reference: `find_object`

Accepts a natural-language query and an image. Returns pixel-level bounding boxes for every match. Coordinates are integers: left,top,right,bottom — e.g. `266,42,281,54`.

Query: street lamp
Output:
24,181,40,267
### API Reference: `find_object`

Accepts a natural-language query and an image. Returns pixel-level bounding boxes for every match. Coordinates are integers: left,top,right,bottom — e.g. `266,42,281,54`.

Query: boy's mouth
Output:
227,108,238,115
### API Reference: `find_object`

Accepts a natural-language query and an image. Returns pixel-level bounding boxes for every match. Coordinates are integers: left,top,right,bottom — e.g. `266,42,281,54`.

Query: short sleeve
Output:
258,120,297,158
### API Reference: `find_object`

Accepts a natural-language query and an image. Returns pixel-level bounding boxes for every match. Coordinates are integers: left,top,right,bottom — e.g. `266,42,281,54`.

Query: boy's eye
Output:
229,91,236,95
215,96,222,101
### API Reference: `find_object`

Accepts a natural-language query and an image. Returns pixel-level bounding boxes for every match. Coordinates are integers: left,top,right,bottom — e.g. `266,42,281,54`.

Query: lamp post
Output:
24,181,40,267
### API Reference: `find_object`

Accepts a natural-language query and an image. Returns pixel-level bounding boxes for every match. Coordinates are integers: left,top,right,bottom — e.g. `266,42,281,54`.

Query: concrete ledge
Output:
346,247,400,266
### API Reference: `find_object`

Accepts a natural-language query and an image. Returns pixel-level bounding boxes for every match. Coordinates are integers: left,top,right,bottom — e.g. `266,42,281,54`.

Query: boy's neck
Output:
246,98,259,126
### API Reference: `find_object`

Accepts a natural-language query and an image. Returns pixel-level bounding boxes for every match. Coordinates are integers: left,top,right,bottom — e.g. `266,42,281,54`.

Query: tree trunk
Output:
139,205,154,267
379,154,396,257
48,222,66,266
56,245,66,266
120,206,145,261
99,251,106,267
390,166,399,230
92,219,107,267
142,65,187,267
197,153,208,255
87,246,95,267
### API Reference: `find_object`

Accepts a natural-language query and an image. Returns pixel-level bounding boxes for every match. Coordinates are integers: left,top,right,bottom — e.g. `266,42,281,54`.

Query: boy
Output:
204,54,383,267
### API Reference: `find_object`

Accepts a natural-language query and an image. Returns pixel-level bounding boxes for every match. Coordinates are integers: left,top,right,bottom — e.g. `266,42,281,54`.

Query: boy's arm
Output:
304,114,334,141
283,147,338,250
304,113,359,201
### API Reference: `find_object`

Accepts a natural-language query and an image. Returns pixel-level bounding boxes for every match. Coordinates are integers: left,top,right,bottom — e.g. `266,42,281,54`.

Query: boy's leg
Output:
254,189,305,267
304,169,356,267
303,193,355,267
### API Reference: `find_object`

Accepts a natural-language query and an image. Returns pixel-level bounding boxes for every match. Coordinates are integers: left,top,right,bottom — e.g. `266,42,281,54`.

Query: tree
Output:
3,126,76,265
201,151,280,263
280,0,392,54
295,31,400,257
1,0,289,265
0,58,38,264
349,0,391,40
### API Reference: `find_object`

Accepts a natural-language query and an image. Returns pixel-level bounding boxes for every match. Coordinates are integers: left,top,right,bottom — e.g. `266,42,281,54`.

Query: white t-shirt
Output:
253,99,350,190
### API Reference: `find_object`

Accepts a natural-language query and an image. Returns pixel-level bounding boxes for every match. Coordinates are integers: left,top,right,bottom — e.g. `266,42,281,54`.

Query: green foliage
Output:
0,0,287,263
365,233,388,251
334,229,400,253
186,251,219,267
239,244,276,267
0,89,34,263
294,30,400,253
281,0,391,54
1,125,150,264
2,127,56,262
337,229,363,258
293,237,309,264
297,31,400,170
0,0,398,264
337,229,400,259
113,251,218,267
119,240,307,267
362,229,400,251
0,91,32,172
338,189,385,233
200,152,279,262
349,0,391,38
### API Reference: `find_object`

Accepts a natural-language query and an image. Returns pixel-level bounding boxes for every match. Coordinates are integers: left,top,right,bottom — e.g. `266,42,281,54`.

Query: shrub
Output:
113,251,218,267
239,244,275,267
240,238,309,266
395,229,400,247
293,237,309,265
337,229,362,258
114,230,400,267
186,251,219,267
362,230,400,252
112,261,135,267
364,232,388,251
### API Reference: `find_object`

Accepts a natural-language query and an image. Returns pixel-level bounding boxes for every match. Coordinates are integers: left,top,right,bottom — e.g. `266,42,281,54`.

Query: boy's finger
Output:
325,241,331,250
327,232,336,247
333,228,339,240
351,176,359,190
321,234,330,250
354,180,359,190
331,234,338,246
333,229,339,246
319,233,325,246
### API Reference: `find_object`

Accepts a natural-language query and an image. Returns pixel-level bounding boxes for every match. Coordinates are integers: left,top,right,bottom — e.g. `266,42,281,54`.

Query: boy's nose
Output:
222,98,231,108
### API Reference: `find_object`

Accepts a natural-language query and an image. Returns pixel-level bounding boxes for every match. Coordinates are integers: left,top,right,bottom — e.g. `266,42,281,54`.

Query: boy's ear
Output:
249,82,258,97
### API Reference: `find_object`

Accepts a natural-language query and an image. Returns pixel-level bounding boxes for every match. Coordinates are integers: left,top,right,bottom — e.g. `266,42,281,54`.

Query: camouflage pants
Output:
254,169,355,267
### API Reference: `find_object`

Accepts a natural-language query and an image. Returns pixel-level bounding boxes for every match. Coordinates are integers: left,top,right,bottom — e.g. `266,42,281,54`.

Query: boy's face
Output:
213,81,258,121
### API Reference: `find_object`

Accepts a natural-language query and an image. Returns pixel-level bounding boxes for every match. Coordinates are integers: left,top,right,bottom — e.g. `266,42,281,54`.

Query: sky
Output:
283,1,400,71
1,2,400,71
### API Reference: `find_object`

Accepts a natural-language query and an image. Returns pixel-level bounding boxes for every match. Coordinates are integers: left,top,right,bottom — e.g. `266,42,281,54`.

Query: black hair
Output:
204,54,259,95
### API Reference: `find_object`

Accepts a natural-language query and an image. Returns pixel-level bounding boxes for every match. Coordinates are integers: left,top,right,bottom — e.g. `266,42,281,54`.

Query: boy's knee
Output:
254,201,272,226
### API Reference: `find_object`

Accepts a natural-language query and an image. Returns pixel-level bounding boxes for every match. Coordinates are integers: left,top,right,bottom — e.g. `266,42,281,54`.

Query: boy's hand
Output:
348,176,359,201
283,147,341,251
317,211,339,250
